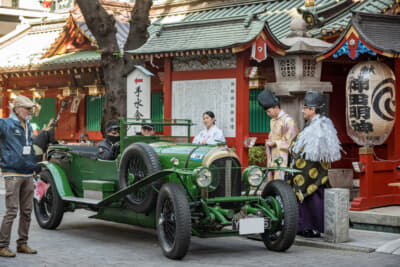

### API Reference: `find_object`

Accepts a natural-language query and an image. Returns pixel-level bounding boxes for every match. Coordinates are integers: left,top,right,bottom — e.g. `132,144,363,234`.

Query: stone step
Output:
350,206,400,233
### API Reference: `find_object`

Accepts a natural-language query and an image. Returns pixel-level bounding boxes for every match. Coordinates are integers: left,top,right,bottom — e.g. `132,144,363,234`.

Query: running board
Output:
62,170,176,208
97,169,175,207
62,196,101,206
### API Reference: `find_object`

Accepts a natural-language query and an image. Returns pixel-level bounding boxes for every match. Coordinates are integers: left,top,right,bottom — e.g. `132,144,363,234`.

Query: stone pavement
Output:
294,228,400,255
0,177,400,256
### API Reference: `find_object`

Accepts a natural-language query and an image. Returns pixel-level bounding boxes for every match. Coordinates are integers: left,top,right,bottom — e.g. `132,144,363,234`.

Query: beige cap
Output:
12,95,36,108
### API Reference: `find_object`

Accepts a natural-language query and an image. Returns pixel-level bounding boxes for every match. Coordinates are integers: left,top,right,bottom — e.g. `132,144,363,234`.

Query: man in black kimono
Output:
289,91,342,238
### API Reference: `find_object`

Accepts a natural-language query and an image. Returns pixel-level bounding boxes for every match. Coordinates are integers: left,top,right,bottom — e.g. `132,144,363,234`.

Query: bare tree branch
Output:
125,0,153,51
76,0,119,53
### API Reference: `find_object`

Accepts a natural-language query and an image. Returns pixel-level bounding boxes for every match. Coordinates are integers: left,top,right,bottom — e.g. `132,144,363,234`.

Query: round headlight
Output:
244,166,264,186
170,157,179,167
195,168,212,188
248,167,263,186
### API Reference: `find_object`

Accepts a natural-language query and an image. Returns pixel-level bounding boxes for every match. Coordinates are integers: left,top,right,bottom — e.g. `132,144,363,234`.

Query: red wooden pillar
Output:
235,50,250,166
387,58,400,159
350,147,374,211
2,87,8,118
76,95,86,140
164,57,172,135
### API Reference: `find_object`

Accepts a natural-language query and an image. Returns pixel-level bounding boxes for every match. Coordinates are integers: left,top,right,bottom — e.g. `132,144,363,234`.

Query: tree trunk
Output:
76,0,152,133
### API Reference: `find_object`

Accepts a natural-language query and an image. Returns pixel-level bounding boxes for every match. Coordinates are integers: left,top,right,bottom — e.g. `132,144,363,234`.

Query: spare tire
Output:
119,142,162,213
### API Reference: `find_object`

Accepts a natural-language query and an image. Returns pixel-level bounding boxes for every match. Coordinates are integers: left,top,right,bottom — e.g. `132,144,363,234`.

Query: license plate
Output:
233,218,270,235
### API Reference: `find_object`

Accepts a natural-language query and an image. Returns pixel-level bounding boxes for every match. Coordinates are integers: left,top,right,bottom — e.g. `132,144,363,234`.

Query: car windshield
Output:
120,118,194,147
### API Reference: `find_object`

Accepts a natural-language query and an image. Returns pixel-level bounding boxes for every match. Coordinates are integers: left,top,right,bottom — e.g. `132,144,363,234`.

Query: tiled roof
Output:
128,17,271,54
128,0,393,55
0,19,65,70
351,11,400,54
317,12,400,60
40,50,101,66
152,0,304,39
0,0,394,71
0,17,101,71
305,0,393,38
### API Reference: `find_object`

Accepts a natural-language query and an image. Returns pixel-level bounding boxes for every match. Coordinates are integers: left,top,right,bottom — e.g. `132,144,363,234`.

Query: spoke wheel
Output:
156,183,191,260
119,142,162,213
33,170,64,229
261,180,298,252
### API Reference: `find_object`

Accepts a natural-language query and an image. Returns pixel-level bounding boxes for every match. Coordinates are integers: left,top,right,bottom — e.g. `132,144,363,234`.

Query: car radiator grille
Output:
208,157,242,198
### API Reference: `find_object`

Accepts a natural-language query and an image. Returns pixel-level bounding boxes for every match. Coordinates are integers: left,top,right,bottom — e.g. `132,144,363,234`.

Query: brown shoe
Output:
0,247,16,257
17,244,37,254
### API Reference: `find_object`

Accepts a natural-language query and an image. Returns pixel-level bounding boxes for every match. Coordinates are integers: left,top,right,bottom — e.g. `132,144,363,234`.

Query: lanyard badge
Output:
22,122,31,155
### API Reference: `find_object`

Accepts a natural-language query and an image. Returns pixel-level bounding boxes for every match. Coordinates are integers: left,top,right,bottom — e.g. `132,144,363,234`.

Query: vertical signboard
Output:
127,66,153,135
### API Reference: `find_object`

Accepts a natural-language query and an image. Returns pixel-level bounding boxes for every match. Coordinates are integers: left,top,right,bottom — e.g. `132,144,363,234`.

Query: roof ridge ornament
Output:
153,21,164,37
243,7,267,28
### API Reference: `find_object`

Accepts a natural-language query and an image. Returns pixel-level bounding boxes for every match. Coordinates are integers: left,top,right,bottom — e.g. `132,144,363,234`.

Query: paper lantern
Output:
346,61,396,146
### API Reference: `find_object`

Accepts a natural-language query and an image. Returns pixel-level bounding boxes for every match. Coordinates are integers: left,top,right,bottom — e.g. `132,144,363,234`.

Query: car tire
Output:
119,142,162,213
33,170,65,229
156,182,191,260
260,180,298,252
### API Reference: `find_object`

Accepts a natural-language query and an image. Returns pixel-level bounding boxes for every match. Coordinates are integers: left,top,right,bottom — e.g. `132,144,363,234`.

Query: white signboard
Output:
172,79,236,137
127,66,152,135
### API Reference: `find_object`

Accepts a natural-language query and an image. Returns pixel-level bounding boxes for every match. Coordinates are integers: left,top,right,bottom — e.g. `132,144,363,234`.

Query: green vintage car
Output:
34,118,299,259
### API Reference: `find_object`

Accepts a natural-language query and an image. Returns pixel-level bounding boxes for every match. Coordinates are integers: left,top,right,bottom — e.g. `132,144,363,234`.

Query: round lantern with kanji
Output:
346,61,396,146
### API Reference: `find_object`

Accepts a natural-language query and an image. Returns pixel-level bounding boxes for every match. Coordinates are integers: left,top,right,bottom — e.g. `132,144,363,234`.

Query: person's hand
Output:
33,164,42,175
265,139,276,147
111,142,120,156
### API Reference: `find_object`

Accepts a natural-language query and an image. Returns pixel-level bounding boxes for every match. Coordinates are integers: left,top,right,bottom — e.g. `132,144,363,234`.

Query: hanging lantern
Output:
85,80,105,96
246,67,266,89
346,61,396,146
62,87,77,97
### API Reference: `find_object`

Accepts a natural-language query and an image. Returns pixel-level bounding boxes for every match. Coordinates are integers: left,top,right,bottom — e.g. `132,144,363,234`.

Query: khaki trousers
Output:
0,176,34,248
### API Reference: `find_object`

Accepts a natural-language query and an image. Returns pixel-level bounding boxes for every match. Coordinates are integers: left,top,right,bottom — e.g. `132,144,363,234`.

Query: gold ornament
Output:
307,184,318,195
296,158,307,169
294,174,305,186
309,168,319,179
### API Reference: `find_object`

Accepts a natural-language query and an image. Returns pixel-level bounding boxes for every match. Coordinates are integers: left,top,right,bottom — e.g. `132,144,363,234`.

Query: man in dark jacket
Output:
98,120,120,160
0,95,38,257
33,119,58,162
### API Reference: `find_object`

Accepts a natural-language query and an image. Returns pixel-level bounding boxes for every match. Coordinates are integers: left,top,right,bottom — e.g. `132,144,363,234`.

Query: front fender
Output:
38,161,74,198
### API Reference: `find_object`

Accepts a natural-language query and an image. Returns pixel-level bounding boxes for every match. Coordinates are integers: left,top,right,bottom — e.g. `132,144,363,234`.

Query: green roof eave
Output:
126,18,266,55
40,50,101,65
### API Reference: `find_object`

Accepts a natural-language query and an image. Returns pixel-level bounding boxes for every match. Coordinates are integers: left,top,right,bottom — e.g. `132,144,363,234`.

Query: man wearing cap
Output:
98,120,120,160
257,90,298,183
289,91,342,238
0,95,38,257
141,124,156,136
